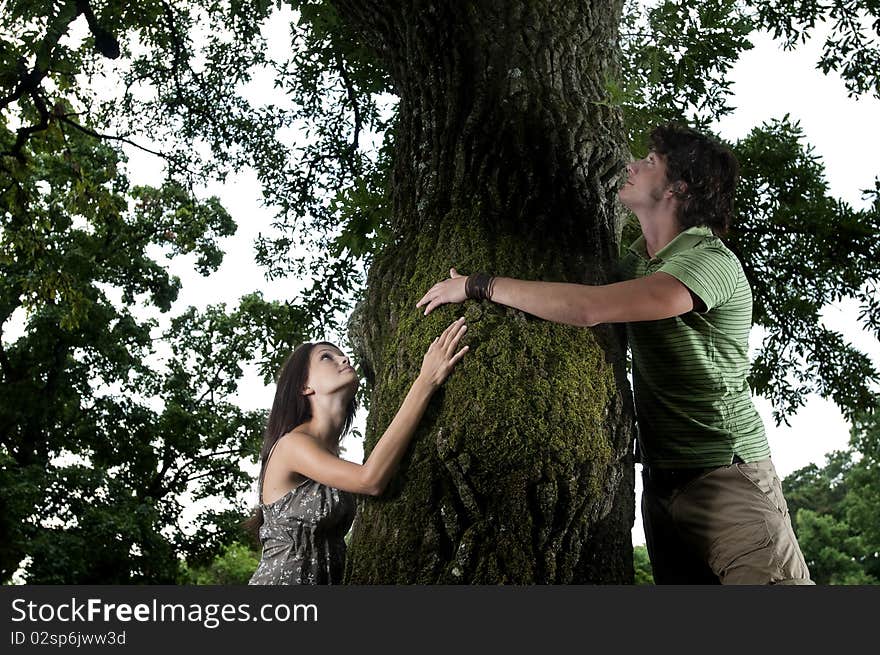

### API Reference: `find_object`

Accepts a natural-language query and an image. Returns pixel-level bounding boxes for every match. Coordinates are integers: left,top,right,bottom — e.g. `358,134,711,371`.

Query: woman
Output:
248,317,469,584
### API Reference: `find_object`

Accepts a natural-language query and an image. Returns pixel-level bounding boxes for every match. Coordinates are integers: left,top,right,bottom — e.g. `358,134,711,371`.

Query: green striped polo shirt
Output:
619,225,770,469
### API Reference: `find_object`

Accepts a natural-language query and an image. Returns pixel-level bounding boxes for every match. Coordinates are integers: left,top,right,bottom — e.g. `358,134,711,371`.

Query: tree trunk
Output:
339,0,634,583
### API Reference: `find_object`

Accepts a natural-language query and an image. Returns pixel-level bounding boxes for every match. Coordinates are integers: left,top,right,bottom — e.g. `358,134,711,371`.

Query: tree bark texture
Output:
338,0,634,583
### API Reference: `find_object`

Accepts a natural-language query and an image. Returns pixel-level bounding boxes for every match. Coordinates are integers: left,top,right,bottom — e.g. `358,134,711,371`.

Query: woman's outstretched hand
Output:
416,268,467,316
417,317,469,389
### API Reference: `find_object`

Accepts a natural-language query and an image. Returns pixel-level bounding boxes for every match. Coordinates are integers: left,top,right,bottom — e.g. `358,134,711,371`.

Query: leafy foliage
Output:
731,118,880,423
618,0,755,151
180,541,260,585
633,544,655,585
0,73,250,581
0,5,312,577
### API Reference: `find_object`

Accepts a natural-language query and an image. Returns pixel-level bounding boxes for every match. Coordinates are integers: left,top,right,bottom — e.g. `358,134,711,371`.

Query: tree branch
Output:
75,0,120,59
2,92,51,162
334,50,362,169
164,447,248,493
0,64,44,112
195,337,246,405
0,338,13,383
183,470,224,484
57,115,168,159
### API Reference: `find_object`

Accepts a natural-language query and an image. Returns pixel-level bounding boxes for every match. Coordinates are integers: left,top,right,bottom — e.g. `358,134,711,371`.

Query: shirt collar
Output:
627,225,715,262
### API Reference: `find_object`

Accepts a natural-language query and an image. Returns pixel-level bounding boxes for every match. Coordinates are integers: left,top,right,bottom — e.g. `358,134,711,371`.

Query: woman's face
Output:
304,344,359,397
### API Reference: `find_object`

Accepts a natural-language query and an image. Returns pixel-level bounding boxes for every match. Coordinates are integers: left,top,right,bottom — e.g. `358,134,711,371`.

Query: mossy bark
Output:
337,0,635,583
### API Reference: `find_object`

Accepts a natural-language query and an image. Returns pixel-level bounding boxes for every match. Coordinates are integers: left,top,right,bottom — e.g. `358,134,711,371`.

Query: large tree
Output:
332,0,635,583
2,0,878,583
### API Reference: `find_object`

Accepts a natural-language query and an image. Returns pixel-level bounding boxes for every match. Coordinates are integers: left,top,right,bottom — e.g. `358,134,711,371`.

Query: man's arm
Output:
490,273,694,326
416,268,695,326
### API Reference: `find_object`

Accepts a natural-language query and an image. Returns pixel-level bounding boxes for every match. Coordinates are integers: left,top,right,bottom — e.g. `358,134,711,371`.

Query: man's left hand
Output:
416,268,467,316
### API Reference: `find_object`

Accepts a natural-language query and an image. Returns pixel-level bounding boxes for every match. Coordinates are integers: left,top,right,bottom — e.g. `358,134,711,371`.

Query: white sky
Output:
19,9,878,549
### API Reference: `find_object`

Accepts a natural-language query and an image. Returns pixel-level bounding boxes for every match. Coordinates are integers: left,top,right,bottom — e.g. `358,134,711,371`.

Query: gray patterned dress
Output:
249,479,356,585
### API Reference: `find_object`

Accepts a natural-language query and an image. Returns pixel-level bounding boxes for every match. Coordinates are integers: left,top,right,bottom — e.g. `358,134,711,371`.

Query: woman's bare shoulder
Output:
268,431,315,485
276,429,319,451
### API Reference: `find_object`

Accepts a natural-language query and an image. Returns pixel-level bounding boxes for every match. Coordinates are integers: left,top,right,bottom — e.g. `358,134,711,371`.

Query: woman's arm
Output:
280,317,469,495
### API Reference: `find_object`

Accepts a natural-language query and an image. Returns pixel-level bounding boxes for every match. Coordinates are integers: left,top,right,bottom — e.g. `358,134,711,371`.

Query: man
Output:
416,123,812,585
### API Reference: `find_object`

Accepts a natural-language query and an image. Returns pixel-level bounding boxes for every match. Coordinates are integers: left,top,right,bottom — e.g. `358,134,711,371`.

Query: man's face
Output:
618,150,674,211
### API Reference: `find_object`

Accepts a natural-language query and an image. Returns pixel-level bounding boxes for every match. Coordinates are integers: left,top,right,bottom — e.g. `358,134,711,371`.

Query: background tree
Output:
2,0,878,582
781,412,880,585
0,0,310,581
180,541,260,585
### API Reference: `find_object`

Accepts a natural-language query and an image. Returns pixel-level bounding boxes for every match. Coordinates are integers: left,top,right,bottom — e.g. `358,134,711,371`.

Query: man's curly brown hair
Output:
649,124,739,235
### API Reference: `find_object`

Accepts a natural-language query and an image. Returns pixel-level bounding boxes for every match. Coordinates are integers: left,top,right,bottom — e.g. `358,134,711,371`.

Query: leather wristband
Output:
466,273,495,301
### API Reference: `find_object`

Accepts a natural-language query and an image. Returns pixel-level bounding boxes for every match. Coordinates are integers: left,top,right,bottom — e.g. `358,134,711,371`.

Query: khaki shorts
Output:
642,458,813,585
